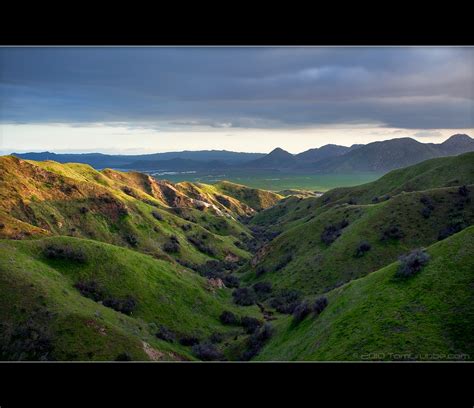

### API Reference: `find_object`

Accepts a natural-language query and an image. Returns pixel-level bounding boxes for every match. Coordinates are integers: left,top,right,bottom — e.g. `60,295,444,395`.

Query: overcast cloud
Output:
0,47,473,153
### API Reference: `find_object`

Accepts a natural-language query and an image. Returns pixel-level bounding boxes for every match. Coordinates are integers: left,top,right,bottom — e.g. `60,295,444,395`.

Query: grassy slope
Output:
0,236,259,361
0,156,258,266
242,185,474,294
257,226,474,361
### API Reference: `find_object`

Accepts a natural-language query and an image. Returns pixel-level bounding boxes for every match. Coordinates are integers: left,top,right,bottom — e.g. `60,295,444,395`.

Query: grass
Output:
0,236,260,361
256,226,474,361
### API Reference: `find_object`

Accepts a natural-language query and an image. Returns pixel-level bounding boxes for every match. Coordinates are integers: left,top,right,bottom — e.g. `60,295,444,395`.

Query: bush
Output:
209,332,224,344
192,343,225,361
125,234,138,247
312,296,328,315
269,289,302,314
253,282,272,295
354,241,371,257
44,245,87,263
151,210,163,221
163,236,180,253
222,274,240,288
274,254,293,271
115,352,132,361
181,223,192,231
321,219,349,245
458,185,469,197
396,249,430,278
74,280,104,301
79,206,89,215
179,335,200,347
381,225,404,241
292,301,311,323
232,288,257,306
255,266,267,277
438,222,464,241
219,311,240,325
241,316,263,334
155,326,176,343
103,296,137,315
240,323,273,361
187,236,216,256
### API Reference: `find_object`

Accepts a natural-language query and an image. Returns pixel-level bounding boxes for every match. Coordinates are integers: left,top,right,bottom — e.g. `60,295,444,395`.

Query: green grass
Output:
0,236,261,361
156,171,382,192
256,226,474,361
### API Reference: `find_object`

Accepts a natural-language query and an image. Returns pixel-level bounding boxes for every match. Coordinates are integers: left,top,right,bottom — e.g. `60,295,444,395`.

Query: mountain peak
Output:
442,134,472,144
269,147,292,156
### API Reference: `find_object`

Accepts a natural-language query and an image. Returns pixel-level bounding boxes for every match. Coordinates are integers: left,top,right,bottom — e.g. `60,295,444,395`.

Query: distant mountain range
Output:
13,134,474,174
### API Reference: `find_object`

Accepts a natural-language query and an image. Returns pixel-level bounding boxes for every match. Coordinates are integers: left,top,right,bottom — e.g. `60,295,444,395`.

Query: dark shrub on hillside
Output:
255,266,267,277
232,288,257,306
44,245,87,263
420,196,435,219
181,223,192,231
396,249,430,278
240,323,273,361
125,234,138,247
79,206,89,215
253,282,272,295
348,198,356,205
219,311,240,325
269,289,302,314
163,236,180,253
312,296,328,315
103,296,137,315
354,241,371,257
179,335,199,347
122,187,137,198
222,274,240,288
74,280,104,301
321,219,349,245
458,185,469,197
187,236,216,256
0,311,54,361
381,225,404,241
241,316,263,334
0,222,5,229
209,332,224,344
438,222,464,241
151,210,163,221
421,207,433,219
371,196,379,203
155,326,176,343
293,301,311,323
115,352,132,361
192,342,225,361
274,254,293,271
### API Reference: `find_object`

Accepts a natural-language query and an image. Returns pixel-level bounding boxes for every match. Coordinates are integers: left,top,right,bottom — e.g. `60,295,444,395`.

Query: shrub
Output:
179,335,199,347
181,223,192,231
253,282,272,295
155,326,176,343
396,248,430,278
115,352,132,361
163,236,180,253
232,288,257,306
125,234,138,247
321,219,349,245
192,343,225,361
458,185,469,197
241,316,263,334
371,196,379,203
44,245,87,263
151,210,163,221
74,280,104,301
103,296,137,315
420,196,435,218
219,311,240,325
187,236,216,256
421,207,433,219
312,296,328,315
381,225,404,241
79,206,89,215
354,241,371,257
209,332,224,344
222,274,240,288
274,254,293,271
438,222,464,240
240,323,273,361
255,266,267,277
292,301,311,323
269,289,302,314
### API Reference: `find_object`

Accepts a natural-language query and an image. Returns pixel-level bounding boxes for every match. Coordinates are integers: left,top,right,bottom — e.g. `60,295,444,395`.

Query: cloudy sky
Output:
0,47,473,154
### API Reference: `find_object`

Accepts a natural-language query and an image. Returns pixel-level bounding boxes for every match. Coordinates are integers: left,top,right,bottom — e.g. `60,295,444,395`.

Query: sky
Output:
0,46,473,154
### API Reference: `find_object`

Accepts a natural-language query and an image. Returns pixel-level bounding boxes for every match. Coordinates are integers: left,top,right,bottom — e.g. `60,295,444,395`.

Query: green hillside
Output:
256,226,474,361
0,236,260,361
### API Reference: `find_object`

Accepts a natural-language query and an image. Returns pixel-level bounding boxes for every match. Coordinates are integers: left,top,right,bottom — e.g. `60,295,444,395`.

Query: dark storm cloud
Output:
0,47,472,129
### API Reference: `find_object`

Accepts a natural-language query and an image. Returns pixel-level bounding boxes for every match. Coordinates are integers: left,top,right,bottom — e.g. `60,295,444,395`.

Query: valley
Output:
1,150,474,361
